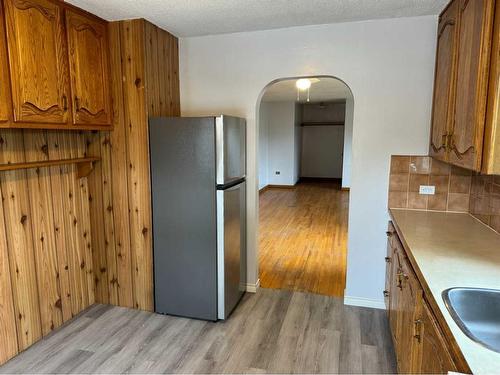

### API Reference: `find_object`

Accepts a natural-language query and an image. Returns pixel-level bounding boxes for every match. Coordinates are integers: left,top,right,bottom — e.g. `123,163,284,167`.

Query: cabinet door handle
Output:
386,231,393,237
74,96,80,111
62,95,68,112
383,290,389,297
397,270,403,289
385,256,391,263
414,319,422,342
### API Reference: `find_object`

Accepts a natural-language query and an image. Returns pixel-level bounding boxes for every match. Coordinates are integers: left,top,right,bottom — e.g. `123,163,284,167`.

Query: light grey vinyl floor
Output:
0,288,396,374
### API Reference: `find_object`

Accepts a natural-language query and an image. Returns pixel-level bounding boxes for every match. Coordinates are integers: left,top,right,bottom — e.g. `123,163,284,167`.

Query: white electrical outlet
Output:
419,185,435,195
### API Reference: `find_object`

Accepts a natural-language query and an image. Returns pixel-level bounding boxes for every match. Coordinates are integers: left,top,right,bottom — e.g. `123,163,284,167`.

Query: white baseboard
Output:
344,295,385,310
245,279,260,293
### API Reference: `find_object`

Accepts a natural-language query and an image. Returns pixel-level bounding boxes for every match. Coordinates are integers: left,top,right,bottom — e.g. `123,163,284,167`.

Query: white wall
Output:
259,101,301,187
342,97,354,188
266,102,297,185
258,102,269,189
301,125,344,178
294,103,302,183
179,16,436,306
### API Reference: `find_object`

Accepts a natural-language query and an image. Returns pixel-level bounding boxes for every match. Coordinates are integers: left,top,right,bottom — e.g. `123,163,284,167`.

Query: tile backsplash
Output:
389,156,471,212
389,155,500,234
470,174,500,233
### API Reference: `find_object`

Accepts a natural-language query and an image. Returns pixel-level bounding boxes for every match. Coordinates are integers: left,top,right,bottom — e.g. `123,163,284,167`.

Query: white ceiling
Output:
65,0,448,37
261,78,352,103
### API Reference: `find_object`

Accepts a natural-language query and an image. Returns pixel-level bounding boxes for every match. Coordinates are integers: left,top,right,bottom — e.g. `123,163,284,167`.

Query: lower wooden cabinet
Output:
385,222,460,374
412,297,457,374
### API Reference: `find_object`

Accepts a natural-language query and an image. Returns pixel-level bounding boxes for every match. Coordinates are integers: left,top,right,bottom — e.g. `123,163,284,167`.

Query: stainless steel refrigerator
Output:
149,115,246,321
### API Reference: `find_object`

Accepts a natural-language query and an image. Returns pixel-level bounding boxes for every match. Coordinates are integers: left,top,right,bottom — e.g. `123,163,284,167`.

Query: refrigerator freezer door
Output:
150,117,218,321
216,116,246,185
217,181,246,319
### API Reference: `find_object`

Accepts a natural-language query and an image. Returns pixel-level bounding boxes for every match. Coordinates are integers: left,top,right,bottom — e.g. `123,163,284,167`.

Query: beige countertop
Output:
390,209,500,375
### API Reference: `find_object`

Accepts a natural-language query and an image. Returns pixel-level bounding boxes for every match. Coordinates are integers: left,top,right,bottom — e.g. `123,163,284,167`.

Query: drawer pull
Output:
385,256,391,263
386,231,394,237
397,270,404,289
414,319,422,342
383,290,389,297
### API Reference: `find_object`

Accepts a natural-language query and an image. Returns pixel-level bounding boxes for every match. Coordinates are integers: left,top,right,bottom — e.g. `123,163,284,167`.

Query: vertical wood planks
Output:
99,131,119,305
85,131,108,304
120,19,153,310
74,132,95,306
22,130,63,335
0,166,18,364
171,36,181,116
157,29,169,117
46,132,73,322
108,22,134,307
145,21,160,117
0,129,42,350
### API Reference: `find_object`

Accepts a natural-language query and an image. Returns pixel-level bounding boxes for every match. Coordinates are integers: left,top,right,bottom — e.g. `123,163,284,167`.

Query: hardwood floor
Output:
0,289,396,374
259,180,349,297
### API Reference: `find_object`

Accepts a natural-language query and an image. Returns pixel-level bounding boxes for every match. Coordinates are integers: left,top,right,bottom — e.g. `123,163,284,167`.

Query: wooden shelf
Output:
0,157,100,178
301,122,345,127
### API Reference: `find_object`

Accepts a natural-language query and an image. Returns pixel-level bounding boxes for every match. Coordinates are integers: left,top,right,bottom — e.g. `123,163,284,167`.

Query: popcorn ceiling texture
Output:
65,0,448,37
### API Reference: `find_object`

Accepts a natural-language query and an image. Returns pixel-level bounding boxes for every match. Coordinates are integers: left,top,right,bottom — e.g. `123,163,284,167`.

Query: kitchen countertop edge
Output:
388,208,500,375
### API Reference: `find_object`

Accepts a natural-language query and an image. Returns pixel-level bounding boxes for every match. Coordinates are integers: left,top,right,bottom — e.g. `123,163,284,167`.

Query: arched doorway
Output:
256,76,354,297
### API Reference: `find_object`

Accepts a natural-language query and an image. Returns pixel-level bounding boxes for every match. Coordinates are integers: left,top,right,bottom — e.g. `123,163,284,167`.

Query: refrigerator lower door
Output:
217,181,246,319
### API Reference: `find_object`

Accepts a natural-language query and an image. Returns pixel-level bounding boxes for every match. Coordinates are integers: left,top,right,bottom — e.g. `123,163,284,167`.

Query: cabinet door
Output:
66,10,112,126
397,255,422,374
429,0,459,162
384,237,392,311
413,298,457,374
388,241,400,347
4,0,70,124
0,0,10,123
385,222,396,311
449,0,495,171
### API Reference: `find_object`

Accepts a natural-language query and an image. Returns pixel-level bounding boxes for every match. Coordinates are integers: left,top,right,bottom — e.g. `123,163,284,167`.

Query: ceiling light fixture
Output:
296,79,311,102
296,79,312,90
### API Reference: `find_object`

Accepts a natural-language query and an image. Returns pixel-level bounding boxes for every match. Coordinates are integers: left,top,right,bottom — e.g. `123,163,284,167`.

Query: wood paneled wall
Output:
84,19,180,311
0,129,96,364
0,18,179,365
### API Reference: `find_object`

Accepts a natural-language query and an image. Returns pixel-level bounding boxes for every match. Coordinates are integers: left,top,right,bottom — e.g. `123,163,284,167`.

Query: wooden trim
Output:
341,187,350,192
388,209,471,373
481,0,500,174
0,157,99,177
439,0,456,19
258,184,301,194
0,121,114,131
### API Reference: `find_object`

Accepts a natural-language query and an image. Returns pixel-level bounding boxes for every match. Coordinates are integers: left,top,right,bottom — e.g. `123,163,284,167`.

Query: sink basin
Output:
442,288,500,353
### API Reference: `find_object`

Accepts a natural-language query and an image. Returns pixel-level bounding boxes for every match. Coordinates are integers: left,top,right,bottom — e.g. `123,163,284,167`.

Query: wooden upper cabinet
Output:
449,0,495,171
412,298,457,374
0,0,11,123
482,0,500,174
429,0,459,162
4,0,70,124
65,10,112,126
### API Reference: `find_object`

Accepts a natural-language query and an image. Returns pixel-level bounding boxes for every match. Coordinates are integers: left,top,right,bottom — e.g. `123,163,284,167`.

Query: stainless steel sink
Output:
442,288,500,353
